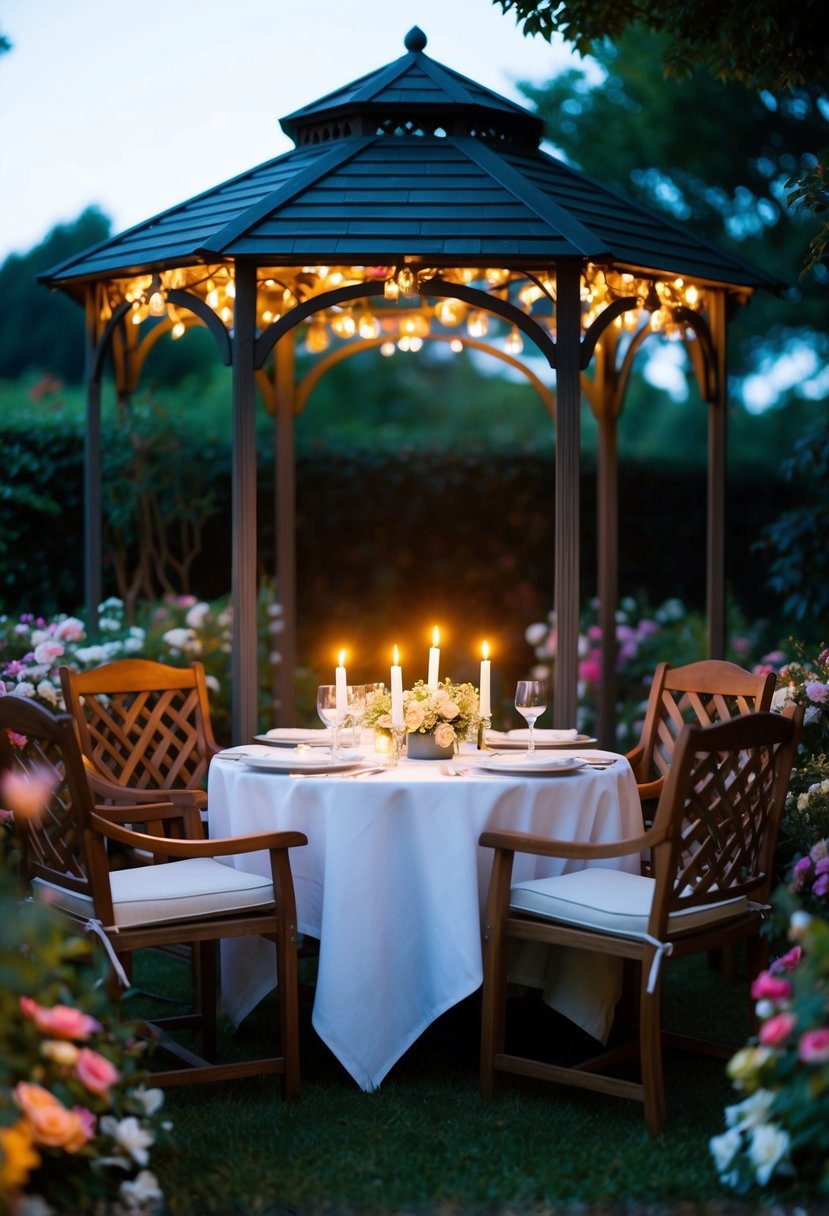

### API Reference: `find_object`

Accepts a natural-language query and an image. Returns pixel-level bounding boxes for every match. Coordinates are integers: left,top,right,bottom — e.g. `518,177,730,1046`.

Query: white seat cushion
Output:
509,868,748,940
34,858,275,929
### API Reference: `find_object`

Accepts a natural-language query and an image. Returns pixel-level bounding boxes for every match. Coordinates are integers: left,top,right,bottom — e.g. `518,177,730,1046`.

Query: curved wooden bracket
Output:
255,278,559,370
673,306,718,403
579,296,640,370
166,288,232,366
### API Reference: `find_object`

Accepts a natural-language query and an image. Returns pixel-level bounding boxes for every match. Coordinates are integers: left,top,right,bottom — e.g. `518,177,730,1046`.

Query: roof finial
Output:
404,26,427,53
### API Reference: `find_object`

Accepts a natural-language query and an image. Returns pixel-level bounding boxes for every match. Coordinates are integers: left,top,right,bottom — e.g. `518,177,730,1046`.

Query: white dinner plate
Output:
237,751,365,774
254,728,333,748
478,754,587,776
485,733,597,751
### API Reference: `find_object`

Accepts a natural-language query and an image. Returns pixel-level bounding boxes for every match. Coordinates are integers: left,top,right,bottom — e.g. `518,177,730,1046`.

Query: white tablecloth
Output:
207,744,643,1090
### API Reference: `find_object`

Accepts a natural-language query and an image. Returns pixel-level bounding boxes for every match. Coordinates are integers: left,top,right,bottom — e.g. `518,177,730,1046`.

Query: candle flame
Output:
482,641,489,660
432,626,440,647
338,649,346,667
393,645,399,665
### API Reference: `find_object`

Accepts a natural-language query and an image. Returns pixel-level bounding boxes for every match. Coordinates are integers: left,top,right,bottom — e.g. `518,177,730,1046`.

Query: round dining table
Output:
207,741,643,1091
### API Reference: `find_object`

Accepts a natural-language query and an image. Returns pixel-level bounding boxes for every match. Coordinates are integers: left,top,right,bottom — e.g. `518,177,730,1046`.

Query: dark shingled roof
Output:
41,26,778,293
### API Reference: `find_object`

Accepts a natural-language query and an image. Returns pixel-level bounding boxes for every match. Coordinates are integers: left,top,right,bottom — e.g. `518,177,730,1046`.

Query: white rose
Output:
405,702,426,731
119,1170,163,1212
439,700,460,720
130,1085,165,1117
185,601,211,629
434,722,456,749
748,1122,790,1186
36,680,59,706
100,1115,155,1166
725,1088,775,1131
709,1127,742,1176
14,681,36,697
524,623,547,646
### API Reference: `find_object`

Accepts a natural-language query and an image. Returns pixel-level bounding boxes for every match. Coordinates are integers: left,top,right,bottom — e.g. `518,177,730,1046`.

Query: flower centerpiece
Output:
364,678,480,758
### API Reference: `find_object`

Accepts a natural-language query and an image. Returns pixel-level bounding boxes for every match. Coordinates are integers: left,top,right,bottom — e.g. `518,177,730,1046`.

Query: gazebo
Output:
40,27,779,745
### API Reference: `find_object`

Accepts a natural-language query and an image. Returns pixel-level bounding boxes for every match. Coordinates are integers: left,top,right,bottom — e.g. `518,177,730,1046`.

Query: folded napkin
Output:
504,728,579,742
265,727,331,740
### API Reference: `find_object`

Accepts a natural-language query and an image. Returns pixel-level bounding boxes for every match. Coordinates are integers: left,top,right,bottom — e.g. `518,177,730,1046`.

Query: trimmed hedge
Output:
1,422,795,663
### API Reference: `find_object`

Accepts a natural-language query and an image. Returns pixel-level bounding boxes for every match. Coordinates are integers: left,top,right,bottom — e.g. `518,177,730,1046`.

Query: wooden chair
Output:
479,704,803,1136
59,658,221,823
0,693,306,1096
626,659,776,817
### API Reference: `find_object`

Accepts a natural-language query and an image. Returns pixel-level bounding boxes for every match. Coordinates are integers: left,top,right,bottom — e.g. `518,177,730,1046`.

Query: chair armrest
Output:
478,825,662,862
90,812,307,858
636,777,664,803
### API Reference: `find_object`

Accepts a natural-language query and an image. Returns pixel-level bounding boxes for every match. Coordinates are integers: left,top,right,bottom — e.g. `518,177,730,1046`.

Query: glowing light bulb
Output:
171,321,186,339
207,288,220,309
466,310,489,338
504,326,523,355
147,289,165,317
380,340,396,356
305,321,330,353
384,278,400,301
409,336,423,351
396,266,417,298
225,279,236,299
435,298,463,326
331,312,356,338
358,313,380,339
685,285,699,306
450,338,463,353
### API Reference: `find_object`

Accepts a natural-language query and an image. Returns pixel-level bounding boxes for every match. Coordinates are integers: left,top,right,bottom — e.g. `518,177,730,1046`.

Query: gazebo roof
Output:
41,27,778,293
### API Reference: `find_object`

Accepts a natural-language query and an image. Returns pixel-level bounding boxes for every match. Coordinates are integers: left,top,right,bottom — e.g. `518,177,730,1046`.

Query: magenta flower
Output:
813,874,829,898
759,1011,797,1046
798,1028,829,1064
750,972,793,1002
770,945,802,974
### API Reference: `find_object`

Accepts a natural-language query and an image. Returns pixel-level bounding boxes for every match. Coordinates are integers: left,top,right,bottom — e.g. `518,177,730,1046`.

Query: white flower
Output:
130,1085,165,1117
754,998,775,1020
524,622,548,646
119,1169,164,1211
100,1114,155,1166
206,675,221,692
709,1127,742,1175
748,1122,790,1185
162,627,200,654
185,601,211,629
725,1088,775,1131
789,909,813,939
14,680,35,697
74,645,107,664
36,679,59,706
98,596,124,612
30,629,50,647
124,636,145,653
99,616,122,632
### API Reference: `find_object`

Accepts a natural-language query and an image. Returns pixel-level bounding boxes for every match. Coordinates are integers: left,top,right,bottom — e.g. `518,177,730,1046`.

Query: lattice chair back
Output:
630,659,776,802
648,706,799,935
59,659,220,796
0,694,96,907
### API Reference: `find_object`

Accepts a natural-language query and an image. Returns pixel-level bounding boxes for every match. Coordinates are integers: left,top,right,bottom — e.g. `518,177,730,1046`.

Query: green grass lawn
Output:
126,948,820,1216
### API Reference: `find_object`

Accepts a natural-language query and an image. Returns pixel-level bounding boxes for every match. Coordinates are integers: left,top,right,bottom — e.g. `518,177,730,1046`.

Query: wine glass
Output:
514,680,548,757
347,684,367,748
316,685,342,759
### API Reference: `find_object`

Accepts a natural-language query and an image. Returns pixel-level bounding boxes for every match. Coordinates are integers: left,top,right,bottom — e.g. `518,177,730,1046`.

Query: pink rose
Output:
53,617,85,642
759,1012,797,1046
21,997,102,1041
579,658,602,684
33,640,65,665
770,946,802,974
805,680,829,704
750,972,793,1002
0,767,56,821
798,1028,829,1063
75,1047,120,1096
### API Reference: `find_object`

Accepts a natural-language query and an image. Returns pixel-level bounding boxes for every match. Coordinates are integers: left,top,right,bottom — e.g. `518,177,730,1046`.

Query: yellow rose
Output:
41,1039,80,1066
0,1119,40,1191
726,1046,770,1090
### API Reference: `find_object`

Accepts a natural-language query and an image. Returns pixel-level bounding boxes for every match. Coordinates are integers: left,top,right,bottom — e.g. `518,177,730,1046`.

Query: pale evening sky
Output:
0,0,579,263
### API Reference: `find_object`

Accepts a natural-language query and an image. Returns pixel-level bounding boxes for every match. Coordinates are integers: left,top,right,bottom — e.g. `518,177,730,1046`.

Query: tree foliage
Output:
0,207,111,383
517,27,828,406
492,0,829,272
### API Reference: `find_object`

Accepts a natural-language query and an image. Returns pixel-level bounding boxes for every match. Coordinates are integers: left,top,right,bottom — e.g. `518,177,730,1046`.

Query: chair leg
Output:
640,970,667,1137
195,941,218,1061
480,928,509,1099
275,925,301,1101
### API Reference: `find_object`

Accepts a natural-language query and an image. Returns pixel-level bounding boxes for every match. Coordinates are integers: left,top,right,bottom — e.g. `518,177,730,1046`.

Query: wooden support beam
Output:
231,262,259,745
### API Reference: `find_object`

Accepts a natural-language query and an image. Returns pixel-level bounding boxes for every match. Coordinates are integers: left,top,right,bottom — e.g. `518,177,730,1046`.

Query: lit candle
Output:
427,626,440,689
479,641,491,719
391,645,404,728
335,649,348,723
